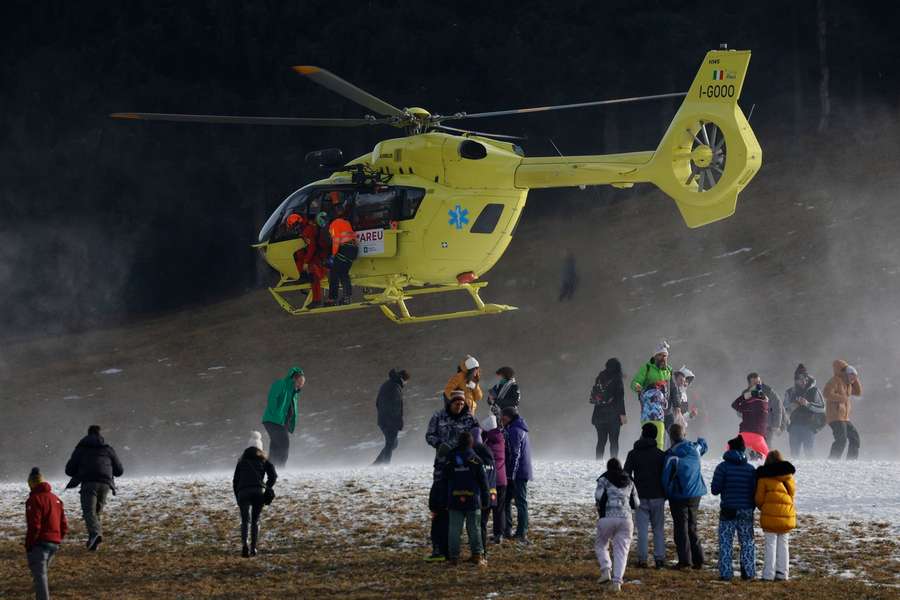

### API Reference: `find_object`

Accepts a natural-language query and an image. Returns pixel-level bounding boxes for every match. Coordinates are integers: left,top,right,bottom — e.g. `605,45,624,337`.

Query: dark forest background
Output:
1,1,898,337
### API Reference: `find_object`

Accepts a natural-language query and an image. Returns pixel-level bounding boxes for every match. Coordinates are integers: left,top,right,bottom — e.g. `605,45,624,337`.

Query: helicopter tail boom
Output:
514,49,761,228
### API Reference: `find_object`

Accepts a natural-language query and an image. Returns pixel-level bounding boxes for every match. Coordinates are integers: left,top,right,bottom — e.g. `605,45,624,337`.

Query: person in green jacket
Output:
262,367,305,468
630,342,672,395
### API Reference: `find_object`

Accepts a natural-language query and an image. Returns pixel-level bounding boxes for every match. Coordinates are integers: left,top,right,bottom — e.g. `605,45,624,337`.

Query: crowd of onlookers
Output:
19,345,865,597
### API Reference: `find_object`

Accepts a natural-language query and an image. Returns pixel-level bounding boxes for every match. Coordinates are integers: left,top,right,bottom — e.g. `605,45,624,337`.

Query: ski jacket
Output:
328,218,356,255
262,367,302,433
591,359,626,425
824,360,862,424
762,384,786,432
473,443,498,506
662,438,708,501
784,379,826,430
595,471,639,519
623,437,666,499
444,359,483,415
488,379,521,416
640,388,668,422
426,402,479,480
630,360,672,395
232,447,278,498
25,482,67,551
297,222,324,268
504,415,533,482
64,434,124,489
711,450,757,511
732,394,769,436
755,461,797,533
482,428,507,487
376,369,405,431
444,447,490,512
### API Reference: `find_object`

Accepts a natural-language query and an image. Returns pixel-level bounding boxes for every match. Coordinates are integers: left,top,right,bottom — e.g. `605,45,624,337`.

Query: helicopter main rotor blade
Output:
292,66,403,117
436,125,526,141
440,92,687,121
110,112,390,127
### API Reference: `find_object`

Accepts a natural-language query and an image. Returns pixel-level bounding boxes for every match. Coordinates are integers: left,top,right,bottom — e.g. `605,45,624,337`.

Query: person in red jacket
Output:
732,375,771,459
25,467,67,600
287,213,327,309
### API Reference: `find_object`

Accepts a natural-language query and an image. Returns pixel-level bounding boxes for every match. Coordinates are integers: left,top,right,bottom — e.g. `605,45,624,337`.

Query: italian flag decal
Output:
712,69,725,80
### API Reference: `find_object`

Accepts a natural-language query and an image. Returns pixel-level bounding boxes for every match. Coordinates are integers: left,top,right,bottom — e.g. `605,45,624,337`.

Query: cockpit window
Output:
258,188,310,243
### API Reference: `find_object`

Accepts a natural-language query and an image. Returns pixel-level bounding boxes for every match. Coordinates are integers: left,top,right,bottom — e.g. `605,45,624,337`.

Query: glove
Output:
263,487,276,505
437,443,452,458
467,381,476,390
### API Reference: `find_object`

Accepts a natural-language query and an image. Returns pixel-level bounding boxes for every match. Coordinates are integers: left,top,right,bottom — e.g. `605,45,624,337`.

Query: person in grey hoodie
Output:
594,457,639,592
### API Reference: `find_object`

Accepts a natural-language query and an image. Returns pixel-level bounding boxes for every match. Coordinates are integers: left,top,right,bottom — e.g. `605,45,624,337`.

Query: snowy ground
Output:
1,459,898,598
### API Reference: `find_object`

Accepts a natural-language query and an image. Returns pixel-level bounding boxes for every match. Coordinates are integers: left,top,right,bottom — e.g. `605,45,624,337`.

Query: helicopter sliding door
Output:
349,186,425,259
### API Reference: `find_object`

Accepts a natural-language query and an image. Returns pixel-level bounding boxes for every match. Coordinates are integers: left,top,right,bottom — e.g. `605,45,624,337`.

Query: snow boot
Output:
88,534,102,552
241,521,250,558
636,560,649,569
424,551,446,563
470,553,487,567
655,559,666,569
610,582,622,592
250,522,260,557
598,568,611,584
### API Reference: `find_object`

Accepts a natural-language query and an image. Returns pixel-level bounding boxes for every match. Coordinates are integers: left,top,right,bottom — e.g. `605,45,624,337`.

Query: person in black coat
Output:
623,423,668,568
373,368,409,465
64,425,124,551
591,358,627,460
233,432,278,557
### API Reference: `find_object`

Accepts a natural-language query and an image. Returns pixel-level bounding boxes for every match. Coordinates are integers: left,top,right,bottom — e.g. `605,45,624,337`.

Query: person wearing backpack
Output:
662,423,708,569
594,458,639,592
591,358,627,460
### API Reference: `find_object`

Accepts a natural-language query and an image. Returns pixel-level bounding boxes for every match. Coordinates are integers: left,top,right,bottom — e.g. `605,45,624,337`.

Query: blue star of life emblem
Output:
448,204,469,230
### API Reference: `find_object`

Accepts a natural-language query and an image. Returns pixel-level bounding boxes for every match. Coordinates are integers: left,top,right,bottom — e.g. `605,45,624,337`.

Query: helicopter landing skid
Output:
268,278,516,324
372,283,517,324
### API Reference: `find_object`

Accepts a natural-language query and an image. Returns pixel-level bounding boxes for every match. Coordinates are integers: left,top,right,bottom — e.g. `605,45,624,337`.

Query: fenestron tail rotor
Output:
684,121,727,192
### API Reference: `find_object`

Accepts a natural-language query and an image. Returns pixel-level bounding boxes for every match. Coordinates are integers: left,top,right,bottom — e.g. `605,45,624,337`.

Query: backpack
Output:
590,376,611,406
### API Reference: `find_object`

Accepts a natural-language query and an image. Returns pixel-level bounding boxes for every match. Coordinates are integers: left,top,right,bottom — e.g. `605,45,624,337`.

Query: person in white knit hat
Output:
444,355,483,415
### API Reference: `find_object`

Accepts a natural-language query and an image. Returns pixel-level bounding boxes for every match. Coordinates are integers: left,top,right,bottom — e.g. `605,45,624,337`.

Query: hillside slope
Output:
3,143,900,478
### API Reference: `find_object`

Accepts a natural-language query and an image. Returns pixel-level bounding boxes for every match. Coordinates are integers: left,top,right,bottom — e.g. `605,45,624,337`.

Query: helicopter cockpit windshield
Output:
258,185,426,244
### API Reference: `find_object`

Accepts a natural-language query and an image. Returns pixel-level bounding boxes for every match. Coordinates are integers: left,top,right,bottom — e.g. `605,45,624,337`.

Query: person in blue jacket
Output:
662,423,707,569
711,435,758,581
501,406,532,543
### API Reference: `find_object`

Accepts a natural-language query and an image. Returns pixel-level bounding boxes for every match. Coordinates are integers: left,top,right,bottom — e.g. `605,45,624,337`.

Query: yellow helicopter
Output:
113,48,761,324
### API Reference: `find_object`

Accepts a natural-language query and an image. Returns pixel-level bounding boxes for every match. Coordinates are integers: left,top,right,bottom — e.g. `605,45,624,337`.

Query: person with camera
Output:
590,358,626,461
232,431,278,558
732,373,771,459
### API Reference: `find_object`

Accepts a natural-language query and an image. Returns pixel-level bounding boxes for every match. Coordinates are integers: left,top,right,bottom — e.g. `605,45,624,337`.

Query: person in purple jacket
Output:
501,406,533,544
481,415,507,544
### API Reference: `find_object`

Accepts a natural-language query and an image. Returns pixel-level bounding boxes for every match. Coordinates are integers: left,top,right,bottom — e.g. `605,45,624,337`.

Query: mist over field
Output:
2,2,900,479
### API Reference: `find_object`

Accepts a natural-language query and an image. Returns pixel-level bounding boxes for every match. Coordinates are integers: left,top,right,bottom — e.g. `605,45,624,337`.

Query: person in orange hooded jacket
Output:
445,356,483,415
755,450,796,581
823,359,863,460
25,467,68,600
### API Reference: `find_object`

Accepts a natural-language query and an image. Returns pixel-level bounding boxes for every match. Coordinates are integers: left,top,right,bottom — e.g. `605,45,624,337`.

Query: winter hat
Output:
845,365,858,377
641,422,658,439
727,435,746,452
464,355,480,370
248,430,263,451
501,406,519,419
794,364,808,379
675,365,695,381
27,467,44,490
449,390,466,401
654,340,670,357
481,415,498,432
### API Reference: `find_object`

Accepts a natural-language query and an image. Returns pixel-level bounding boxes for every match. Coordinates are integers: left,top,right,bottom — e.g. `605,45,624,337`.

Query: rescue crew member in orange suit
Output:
287,214,327,309
328,208,358,305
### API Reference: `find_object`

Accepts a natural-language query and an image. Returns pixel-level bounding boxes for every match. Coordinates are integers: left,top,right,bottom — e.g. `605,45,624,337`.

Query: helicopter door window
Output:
398,187,425,221
353,188,398,230
470,203,504,234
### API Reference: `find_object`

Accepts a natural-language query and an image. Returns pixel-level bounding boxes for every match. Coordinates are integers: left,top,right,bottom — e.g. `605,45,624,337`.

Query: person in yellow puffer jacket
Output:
445,356,483,415
755,450,796,581
823,359,863,460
